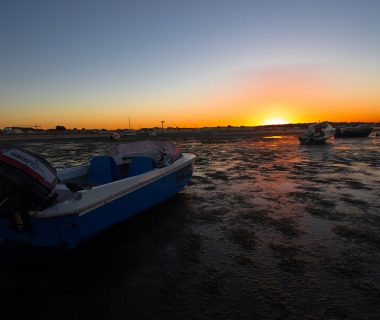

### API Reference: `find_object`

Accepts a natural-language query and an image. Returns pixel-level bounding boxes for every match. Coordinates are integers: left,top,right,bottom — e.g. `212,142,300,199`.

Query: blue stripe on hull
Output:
0,165,193,248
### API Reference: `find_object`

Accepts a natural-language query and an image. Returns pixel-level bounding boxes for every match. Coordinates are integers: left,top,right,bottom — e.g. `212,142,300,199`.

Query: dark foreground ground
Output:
0,134,379,320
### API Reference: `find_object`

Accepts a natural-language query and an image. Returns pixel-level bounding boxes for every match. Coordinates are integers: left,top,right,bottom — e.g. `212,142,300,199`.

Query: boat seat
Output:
127,157,155,177
87,156,120,185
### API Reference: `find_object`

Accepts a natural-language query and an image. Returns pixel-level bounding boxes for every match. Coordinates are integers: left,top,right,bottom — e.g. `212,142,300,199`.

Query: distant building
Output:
3,127,24,134
2,127,40,134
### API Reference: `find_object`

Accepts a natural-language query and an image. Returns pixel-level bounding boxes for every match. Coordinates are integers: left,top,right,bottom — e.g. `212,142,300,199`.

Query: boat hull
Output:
298,136,327,145
334,127,373,138
0,162,193,248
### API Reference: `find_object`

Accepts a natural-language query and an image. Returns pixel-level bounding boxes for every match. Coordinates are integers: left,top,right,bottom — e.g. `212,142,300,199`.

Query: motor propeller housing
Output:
0,148,58,223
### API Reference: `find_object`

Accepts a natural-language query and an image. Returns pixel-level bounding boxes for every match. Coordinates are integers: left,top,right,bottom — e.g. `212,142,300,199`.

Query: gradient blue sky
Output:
1,0,379,128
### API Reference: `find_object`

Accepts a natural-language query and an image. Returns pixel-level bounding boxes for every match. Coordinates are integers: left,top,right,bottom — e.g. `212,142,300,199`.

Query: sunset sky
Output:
1,0,379,129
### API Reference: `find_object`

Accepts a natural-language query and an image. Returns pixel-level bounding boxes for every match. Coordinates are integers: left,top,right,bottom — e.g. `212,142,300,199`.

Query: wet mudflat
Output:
0,135,379,320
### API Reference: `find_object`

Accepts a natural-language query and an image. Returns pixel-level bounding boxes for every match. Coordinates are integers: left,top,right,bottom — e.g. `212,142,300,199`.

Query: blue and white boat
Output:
0,141,195,248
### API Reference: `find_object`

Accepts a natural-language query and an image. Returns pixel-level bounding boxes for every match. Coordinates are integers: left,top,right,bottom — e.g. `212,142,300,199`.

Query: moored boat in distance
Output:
298,121,335,145
110,132,121,140
0,141,195,248
110,130,139,141
334,125,373,138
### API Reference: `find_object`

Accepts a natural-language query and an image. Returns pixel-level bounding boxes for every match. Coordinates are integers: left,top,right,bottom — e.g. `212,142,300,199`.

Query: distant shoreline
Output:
0,133,112,141
0,128,306,142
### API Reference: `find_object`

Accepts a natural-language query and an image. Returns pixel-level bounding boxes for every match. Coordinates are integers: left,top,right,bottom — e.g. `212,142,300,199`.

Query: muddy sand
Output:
0,134,379,320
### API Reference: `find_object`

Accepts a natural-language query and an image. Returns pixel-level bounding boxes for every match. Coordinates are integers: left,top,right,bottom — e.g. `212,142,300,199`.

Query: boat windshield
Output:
108,141,182,166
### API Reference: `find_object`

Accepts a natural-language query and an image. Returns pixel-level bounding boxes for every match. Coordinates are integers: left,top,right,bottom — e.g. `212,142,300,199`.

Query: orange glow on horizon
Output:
2,103,379,130
1,64,380,130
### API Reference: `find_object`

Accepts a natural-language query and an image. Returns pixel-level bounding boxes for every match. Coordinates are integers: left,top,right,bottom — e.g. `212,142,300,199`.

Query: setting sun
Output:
262,118,288,126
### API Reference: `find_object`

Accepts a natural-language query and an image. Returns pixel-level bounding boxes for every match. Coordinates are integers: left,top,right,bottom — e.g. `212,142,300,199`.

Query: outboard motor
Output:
0,148,58,228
